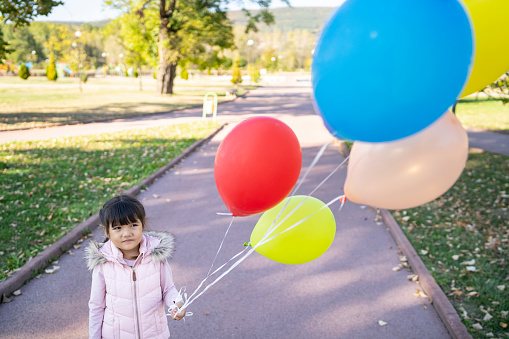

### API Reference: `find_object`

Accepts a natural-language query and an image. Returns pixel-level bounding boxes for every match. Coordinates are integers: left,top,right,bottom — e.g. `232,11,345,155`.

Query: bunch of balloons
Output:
215,117,336,264
312,0,509,210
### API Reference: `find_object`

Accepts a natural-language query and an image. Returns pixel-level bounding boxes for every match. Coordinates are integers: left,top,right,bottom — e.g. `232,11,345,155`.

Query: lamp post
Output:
74,30,82,92
247,39,254,84
119,53,124,76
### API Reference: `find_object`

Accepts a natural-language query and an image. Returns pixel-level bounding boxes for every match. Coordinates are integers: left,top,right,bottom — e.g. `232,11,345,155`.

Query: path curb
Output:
380,210,472,339
339,141,471,339
0,122,227,300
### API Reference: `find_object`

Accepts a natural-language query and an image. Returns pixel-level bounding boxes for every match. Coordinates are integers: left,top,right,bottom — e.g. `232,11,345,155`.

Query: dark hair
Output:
100,195,146,240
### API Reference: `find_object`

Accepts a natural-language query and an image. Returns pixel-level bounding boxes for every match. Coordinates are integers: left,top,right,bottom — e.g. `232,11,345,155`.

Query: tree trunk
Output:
157,61,177,95
157,15,178,95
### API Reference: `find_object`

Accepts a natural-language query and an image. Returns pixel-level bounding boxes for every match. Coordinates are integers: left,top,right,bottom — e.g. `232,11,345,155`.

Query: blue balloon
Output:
312,0,474,142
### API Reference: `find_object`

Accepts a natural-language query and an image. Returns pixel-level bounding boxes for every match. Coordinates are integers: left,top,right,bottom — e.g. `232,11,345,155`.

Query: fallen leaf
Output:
452,255,460,260
419,290,429,298
461,259,476,265
45,267,55,274
12,290,21,296
483,313,493,321
459,307,468,318
466,287,474,291
472,323,483,330
420,250,428,255
501,311,508,318
378,320,387,326
152,194,159,199
486,333,494,337
467,291,479,297
399,256,407,262
2,294,12,303
497,285,506,291
500,322,507,328
466,266,477,272
392,266,402,272
73,244,81,250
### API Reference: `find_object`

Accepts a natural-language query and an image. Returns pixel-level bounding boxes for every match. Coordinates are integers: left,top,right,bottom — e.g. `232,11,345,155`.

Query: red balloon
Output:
214,117,302,217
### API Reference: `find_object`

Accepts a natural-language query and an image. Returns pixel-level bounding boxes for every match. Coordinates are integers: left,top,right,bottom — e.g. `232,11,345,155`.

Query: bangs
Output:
100,195,145,229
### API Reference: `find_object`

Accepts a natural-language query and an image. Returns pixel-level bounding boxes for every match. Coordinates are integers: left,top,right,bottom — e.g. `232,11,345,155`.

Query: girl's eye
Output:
112,226,121,230
131,224,139,227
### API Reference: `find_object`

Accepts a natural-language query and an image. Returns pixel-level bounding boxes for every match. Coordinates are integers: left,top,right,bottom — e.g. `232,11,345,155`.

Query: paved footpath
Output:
1,84,459,338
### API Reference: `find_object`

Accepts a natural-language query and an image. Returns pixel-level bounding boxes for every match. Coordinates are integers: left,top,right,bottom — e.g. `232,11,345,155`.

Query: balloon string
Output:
175,247,253,313
264,140,334,239
175,192,347,316
257,194,346,247
171,141,349,317
207,216,235,277
262,152,349,244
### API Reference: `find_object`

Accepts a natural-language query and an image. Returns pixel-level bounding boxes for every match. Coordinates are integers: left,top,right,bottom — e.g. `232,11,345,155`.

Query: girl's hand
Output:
171,302,186,321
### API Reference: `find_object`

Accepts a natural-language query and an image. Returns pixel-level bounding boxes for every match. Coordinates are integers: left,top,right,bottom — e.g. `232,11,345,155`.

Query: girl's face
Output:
104,219,144,258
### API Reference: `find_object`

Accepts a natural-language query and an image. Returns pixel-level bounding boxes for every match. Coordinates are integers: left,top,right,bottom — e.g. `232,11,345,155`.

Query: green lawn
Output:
0,120,219,281
456,97,509,132
0,76,256,130
393,151,509,338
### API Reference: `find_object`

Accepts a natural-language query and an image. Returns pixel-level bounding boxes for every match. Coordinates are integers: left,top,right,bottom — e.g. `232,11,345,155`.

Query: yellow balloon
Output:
250,196,336,265
461,0,509,97
345,111,468,210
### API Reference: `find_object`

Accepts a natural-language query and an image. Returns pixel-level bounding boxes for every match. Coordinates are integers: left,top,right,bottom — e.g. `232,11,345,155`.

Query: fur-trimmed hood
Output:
85,231,175,270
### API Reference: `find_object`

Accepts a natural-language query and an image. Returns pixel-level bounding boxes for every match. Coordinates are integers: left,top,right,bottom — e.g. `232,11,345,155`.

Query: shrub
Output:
238,58,247,68
19,64,30,80
231,58,242,85
248,64,260,83
80,72,88,83
46,54,58,81
134,70,139,78
181,69,188,80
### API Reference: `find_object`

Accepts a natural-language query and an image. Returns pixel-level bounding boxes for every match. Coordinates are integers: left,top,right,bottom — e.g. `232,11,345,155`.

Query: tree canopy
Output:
0,0,63,60
106,0,286,94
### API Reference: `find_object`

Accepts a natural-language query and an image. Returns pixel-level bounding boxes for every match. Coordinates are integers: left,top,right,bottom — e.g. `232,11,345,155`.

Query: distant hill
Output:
37,19,110,27
227,7,337,34
42,7,336,33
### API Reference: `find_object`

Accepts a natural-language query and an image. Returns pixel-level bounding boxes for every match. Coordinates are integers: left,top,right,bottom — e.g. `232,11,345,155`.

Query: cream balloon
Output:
344,111,468,210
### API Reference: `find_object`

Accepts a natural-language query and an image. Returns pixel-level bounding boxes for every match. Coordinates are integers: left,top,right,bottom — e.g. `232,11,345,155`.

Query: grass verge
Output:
392,151,509,338
456,97,509,132
0,120,219,281
0,76,256,130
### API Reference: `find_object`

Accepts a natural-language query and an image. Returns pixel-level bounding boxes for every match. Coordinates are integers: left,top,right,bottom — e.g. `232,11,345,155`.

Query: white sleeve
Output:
88,265,105,339
160,260,182,307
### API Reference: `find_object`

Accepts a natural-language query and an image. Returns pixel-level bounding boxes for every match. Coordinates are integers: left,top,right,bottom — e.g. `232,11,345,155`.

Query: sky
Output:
36,0,341,22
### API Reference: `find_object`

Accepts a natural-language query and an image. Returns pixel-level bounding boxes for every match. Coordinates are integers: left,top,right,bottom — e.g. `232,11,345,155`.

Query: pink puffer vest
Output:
86,231,179,339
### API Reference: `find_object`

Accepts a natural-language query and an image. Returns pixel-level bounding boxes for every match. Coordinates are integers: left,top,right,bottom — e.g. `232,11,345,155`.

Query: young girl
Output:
86,194,186,339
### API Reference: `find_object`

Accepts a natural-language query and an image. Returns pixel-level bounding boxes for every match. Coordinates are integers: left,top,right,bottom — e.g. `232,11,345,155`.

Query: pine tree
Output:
46,53,58,81
231,57,242,85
